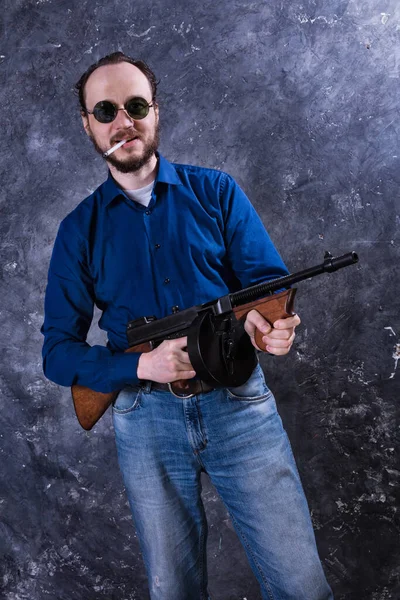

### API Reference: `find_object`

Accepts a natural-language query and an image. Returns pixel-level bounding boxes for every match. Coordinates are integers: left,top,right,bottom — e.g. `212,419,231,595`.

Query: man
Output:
41,52,333,599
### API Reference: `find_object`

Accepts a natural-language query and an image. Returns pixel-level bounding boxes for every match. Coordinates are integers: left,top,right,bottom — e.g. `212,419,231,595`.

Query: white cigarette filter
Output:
103,139,127,157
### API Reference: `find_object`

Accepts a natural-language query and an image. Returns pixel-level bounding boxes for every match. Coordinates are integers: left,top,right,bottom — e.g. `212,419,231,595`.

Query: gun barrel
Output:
230,251,358,307
126,252,359,346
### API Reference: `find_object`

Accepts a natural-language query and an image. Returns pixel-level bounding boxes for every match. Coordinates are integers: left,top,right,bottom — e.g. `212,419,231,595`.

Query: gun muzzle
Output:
323,251,359,272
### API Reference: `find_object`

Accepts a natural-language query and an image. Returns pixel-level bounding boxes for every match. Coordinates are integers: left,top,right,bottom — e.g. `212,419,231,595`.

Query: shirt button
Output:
145,210,151,215
155,244,161,249
164,278,170,284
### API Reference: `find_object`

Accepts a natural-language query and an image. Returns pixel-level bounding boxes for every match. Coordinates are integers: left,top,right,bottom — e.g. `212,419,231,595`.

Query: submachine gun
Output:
72,251,359,430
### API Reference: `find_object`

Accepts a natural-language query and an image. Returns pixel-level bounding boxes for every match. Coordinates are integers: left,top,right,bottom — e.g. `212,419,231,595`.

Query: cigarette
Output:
103,139,128,157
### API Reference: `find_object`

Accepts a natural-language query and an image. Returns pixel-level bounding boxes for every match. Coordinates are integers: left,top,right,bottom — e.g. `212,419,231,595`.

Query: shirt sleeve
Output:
41,218,141,393
219,174,289,286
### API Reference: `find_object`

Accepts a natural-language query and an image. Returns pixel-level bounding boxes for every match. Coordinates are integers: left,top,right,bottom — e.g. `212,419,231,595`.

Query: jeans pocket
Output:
227,363,272,402
112,387,142,414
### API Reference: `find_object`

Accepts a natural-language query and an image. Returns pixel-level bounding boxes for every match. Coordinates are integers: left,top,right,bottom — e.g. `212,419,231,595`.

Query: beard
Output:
88,123,160,173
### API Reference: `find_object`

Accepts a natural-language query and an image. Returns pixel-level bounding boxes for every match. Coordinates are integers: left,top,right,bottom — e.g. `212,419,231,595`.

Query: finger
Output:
265,331,296,346
265,345,293,356
263,328,294,341
171,366,196,380
176,350,194,365
245,310,272,334
273,314,301,329
170,336,188,348
264,336,295,350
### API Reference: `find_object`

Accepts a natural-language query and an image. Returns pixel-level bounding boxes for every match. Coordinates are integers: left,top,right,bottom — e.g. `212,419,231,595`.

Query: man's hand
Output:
137,337,196,383
244,310,301,355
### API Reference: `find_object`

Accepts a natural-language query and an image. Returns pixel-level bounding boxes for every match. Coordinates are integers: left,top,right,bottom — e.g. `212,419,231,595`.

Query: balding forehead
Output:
84,62,153,106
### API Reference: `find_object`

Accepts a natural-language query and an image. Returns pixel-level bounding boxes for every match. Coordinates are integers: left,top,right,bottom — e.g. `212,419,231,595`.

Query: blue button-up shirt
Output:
41,153,288,392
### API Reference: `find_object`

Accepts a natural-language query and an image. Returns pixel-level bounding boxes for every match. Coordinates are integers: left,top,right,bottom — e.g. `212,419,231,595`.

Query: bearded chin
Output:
89,125,160,173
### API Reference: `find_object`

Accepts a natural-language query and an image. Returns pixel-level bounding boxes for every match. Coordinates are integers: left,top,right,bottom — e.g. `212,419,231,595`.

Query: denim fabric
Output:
112,365,333,600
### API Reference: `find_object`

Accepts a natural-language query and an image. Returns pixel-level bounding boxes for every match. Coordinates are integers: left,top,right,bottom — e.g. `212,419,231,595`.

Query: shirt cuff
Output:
109,351,142,389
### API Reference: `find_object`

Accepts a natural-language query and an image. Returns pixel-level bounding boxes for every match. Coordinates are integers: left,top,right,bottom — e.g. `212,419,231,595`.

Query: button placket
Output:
144,204,175,305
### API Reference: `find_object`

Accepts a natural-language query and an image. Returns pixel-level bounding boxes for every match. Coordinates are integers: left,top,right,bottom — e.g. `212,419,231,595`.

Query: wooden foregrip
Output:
71,343,153,431
233,288,297,350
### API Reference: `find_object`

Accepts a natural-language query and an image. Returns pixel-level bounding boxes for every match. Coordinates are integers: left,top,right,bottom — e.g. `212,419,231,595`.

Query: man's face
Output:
81,62,159,173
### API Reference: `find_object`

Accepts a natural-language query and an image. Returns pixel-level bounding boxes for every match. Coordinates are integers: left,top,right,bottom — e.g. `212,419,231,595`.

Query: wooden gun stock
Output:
71,342,152,431
71,289,296,431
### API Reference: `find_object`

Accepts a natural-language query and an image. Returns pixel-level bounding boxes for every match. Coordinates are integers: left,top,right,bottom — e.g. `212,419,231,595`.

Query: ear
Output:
81,111,91,136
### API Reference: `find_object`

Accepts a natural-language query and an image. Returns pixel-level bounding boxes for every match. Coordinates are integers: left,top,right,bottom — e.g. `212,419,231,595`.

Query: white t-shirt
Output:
124,180,155,207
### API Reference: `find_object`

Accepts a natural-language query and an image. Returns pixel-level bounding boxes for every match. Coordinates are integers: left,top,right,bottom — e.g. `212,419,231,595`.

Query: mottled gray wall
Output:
1,0,399,598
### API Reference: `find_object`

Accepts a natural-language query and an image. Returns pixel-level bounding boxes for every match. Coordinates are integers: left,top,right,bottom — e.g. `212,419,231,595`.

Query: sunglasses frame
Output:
85,96,154,123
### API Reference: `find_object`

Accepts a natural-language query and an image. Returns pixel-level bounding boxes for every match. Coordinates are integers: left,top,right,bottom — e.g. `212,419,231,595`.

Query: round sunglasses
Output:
85,97,154,123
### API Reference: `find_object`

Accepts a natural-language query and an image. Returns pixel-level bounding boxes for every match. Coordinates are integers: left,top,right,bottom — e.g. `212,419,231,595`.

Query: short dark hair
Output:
75,51,158,112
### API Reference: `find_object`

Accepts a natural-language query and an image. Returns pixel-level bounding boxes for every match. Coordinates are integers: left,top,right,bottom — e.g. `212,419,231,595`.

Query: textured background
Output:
1,0,400,598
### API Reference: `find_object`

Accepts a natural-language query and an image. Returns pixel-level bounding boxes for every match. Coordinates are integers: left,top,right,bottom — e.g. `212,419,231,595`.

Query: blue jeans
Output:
112,364,333,600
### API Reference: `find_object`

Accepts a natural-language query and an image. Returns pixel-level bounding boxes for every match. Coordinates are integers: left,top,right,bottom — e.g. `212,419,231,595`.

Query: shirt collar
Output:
102,152,182,206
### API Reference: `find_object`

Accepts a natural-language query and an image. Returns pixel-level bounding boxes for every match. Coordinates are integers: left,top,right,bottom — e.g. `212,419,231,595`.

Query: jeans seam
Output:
284,432,303,482
199,511,207,600
196,398,209,451
112,388,142,414
183,399,208,456
228,512,275,600
226,391,271,402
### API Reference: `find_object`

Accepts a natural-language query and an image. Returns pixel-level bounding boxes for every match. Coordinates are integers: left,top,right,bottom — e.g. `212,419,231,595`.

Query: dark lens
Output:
93,101,117,123
126,97,150,119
